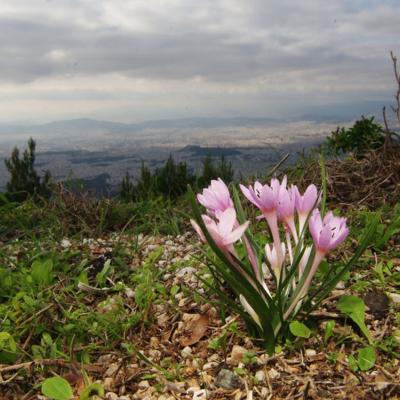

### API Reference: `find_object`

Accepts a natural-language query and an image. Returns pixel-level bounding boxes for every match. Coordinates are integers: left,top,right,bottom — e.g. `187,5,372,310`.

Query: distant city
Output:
0,115,366,194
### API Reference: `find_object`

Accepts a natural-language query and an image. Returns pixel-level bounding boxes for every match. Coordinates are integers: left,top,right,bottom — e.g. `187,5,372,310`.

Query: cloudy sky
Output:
0,0,399,123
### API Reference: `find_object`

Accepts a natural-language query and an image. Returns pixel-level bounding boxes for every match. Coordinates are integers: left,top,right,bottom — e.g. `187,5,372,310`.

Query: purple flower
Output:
292,184,319,234
309,209,349,254
197,178,234,217
277,186,298,241
191,208,249,252
293,184,319,215
240,176,286,215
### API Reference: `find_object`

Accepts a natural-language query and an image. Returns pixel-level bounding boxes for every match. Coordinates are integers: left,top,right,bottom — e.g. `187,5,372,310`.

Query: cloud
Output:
0,0,399,122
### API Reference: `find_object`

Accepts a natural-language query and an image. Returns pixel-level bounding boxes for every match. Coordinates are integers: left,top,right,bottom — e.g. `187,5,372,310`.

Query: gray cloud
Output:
0,0,399,122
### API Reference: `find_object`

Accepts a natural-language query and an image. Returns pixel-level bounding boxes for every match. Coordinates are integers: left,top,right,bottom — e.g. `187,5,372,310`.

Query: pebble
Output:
388,292,400,303
189,388,207,400
181,346,193,359
138,380,150,389
268,368,280,380
305,349,317,357
105,363,119,377
215,369,242,390
202,361,219,371
230,345,247,365
255,370,266,383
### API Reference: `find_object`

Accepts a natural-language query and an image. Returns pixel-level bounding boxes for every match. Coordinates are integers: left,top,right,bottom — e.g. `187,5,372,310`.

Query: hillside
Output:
1,143,400,399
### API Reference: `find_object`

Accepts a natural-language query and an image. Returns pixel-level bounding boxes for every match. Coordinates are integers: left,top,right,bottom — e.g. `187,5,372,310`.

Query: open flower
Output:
197,178,234,217
240,176,287,266
191,208,249,253
309,209,349,255
240,176,286,215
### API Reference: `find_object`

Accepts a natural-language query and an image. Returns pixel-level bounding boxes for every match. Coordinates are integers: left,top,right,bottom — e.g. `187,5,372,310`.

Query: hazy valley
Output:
0,117,347,193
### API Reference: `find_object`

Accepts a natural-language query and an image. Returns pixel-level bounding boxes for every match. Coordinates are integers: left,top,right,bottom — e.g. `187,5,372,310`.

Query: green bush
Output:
4,138,51,202
324,116,385,156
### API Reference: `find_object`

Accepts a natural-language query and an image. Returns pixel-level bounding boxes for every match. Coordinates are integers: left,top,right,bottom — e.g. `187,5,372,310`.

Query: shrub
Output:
4,138,51,202
324,116,385,156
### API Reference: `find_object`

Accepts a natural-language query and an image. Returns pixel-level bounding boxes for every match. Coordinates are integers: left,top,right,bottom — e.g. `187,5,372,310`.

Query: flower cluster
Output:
191,176,349,328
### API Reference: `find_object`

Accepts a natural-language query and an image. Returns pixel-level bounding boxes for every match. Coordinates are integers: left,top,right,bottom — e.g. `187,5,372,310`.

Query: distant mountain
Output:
0,116,286,137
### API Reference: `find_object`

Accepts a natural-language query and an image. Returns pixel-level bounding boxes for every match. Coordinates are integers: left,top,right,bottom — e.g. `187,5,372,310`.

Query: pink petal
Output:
224,221,249,244
218,208,237,237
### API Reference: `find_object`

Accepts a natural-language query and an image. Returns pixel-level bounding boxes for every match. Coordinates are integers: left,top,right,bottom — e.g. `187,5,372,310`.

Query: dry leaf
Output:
179,314,209,346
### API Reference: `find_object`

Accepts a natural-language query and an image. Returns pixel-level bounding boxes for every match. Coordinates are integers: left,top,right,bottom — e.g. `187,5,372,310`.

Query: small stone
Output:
388,292,400,303
215,369,242,390
335,281,345,289
267,368,280,380
202,361,219,371
188,388,207,400
305,349,317,357
103,377,114,391
105,363,119,377
138,380,150,389
255,370,266,383
105,393,118,400
60,238,71,248
181,346,192,359
230,345,247,365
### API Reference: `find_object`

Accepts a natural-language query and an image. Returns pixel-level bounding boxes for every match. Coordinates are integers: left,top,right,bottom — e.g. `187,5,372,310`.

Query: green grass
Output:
1,162,400,397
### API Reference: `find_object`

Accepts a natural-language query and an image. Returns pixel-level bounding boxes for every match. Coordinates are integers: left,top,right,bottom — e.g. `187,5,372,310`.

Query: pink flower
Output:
292,184,319,234
240,176,286,215
277,186,298,241
309,209,349,254
191,208,249,252
240,176,287,266
293,184,319,215
197,178,234,216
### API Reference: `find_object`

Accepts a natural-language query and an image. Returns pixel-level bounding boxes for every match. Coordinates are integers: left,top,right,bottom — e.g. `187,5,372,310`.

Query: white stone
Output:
267,368,280,380
388,292,400,303
181,346,193,359
138,380,150,389
255,370,266,383
305,349,317,357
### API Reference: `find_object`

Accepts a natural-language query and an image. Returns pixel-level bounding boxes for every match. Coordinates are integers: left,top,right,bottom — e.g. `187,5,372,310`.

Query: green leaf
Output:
337,295,373,344
0,332,17,352
41,377,73,400
31,259,54,286
79,383,105,400
357,346,376,371
347,354,358,371
289,321,311,338
324,320,335,342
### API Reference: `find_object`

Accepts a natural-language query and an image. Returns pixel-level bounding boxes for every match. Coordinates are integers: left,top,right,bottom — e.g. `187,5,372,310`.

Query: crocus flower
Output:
309,210,349,255
265,242,286,280
240,176,287,266
191,208,249,253
239,176,286,215
197,178,234,217
277,186,298,242
292,184,319,234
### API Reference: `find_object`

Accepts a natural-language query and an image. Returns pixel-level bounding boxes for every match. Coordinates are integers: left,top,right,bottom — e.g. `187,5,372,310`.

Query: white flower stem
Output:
283,250,325,320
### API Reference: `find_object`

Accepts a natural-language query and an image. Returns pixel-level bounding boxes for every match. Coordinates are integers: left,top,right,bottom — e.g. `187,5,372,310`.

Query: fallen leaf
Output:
179,314,209,346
